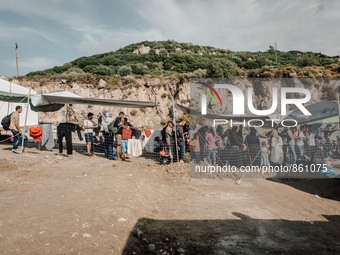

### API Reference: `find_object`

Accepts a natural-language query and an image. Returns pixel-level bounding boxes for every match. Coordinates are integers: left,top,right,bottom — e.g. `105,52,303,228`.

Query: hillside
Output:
9,41,340,128
27,40,340,79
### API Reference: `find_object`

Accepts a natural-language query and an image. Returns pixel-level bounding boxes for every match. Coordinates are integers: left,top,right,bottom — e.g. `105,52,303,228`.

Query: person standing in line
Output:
190,132,201,163
165,121,175,164
100,111,114,160
121,117,133,160
270,130,284,165
9,105,23,154
306,126,316,159
113,112,125,160
260,141,270,167
245,127,261,165
295,125,306,158
287,127,297,164
205,127,218,165
176,119,186,164
83,112,98,156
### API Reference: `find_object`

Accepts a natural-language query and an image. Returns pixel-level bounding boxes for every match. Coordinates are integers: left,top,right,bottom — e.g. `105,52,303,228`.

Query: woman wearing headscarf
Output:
270,129,284,165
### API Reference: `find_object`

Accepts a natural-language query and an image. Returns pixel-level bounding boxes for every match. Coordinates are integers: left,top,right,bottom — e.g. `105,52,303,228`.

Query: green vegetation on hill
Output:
27,40,339,78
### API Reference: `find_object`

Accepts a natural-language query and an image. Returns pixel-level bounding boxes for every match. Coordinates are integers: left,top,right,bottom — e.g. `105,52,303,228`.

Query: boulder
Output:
98,79,107,89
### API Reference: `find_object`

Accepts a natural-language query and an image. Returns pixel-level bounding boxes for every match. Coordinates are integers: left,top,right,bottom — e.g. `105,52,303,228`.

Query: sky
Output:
0,0,339,77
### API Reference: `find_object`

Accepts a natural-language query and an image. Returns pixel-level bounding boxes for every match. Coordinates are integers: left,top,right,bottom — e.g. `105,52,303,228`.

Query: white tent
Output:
0,89,158,112
0,79,38,128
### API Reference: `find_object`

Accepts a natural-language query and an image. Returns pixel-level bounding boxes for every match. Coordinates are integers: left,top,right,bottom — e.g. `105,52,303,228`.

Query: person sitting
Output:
154,136,161,153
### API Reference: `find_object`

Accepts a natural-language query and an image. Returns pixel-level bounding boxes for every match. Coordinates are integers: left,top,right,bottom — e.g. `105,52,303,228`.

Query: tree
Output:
206,59,240,78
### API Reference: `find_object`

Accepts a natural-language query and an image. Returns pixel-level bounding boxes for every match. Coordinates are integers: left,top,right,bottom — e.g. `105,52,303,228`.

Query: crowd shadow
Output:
122,213,340,255
268,178,340,202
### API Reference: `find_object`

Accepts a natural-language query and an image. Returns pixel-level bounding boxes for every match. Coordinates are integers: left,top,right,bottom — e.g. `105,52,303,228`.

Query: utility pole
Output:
275,42,278,64
15,43,19,77
337,86,340,125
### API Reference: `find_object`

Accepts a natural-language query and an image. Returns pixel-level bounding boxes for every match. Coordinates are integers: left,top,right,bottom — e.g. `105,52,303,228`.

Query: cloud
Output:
78,29,165,54
12,58,60,74
132,0,340,55
0,0,339,76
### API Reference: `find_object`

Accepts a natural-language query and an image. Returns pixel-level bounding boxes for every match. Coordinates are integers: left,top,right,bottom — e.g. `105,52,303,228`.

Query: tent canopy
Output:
284,100,338,124
0,90,158,112
0,79,38,127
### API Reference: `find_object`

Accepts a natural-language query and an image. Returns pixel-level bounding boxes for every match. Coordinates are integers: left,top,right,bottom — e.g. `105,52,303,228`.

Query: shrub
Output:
118,65,132,76
206,59,241,78
131,63,148,75
297,55,320,67
83,65,113,75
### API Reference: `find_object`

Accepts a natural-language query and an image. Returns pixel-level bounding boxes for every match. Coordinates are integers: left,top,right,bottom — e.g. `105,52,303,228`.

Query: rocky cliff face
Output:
3,74,337,129
15,75,190,129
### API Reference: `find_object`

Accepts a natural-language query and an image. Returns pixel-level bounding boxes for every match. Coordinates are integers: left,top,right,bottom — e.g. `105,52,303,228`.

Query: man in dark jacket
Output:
113,112,124,160
229,126,243,147
101,111,115,160
176,119,186,163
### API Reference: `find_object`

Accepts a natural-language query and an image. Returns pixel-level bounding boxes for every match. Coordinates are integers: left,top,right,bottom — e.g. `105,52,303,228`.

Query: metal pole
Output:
337,87,340,125
275,42,278,64
65,104,68,122
21,88,31,153
15,43,19,78
7,81,12,115
172,99,179,162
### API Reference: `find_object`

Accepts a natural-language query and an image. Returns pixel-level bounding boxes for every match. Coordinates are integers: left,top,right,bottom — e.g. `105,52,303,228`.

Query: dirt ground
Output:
0,144,340,255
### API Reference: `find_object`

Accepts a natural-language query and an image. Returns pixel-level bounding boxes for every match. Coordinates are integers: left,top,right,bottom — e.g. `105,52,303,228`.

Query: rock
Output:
117,217,127,222
148,244,156,252
132,44,151,55
98,79,107,89
82,233,91,238
178,247,185,253
136,227,143,237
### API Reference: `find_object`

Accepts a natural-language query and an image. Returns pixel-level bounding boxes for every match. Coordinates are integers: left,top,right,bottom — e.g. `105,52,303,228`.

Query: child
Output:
121,117,132,160
260,141,270,167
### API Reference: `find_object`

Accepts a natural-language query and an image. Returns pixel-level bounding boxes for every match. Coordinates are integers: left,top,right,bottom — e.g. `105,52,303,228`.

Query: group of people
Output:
190,124,340,167
84,111,134,160
156,119,189,164
7,104,339,167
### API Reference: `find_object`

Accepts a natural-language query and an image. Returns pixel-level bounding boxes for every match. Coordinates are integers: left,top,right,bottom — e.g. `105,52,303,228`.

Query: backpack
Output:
122,126,132,140
108,120,118,134
1,113,12,131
